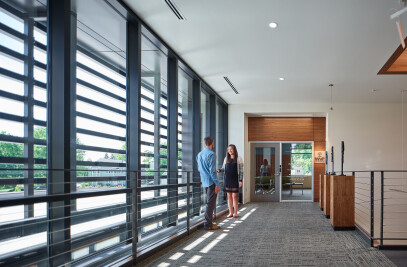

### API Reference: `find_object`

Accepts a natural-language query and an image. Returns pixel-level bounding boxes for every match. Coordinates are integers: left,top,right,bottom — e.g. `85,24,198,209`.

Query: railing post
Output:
187,171,191,235
370,171,374,247
132,171,138,263
380,171,384,247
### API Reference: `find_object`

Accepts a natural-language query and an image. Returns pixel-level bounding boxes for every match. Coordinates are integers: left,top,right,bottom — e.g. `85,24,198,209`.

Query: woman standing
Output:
260,159,270,176
217,144,244,218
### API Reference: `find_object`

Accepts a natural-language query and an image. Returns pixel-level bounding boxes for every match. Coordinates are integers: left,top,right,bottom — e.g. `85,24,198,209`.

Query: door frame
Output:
249,141,314,202
249,142,281,202
280,141,314,203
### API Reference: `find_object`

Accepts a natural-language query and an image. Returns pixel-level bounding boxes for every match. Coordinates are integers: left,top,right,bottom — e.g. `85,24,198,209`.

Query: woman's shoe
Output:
233,214,239,218
227,214,233,218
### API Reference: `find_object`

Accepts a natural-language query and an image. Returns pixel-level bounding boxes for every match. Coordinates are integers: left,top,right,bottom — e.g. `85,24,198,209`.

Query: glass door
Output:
250,143,280,202
281,143,313,201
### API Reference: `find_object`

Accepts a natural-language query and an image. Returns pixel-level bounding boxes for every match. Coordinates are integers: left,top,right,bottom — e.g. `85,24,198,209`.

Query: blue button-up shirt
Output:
196,147,218,187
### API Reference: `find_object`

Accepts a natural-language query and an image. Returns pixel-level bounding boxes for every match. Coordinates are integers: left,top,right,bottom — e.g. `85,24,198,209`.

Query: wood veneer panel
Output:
323,175,331,217
248,117,326,202
314,141,326,202
314,141,326,151
319,174,324,209
330,175,355,228
387,48,407,72
248,117,314,141
314,164,325,201
313,117,326,142
378,35,407,74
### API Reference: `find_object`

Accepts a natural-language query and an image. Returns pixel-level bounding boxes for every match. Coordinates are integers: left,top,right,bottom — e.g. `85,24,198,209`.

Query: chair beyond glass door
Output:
281,143,313,201
250,143,280,202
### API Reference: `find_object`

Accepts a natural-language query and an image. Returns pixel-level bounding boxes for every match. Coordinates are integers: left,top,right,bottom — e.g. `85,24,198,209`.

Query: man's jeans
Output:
204,184,217,228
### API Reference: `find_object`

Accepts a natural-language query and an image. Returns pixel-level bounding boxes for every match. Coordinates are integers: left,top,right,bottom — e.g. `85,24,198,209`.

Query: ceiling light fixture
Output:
224,77,239,94
329,84,334,111
279,77,284,81
269,22,278,28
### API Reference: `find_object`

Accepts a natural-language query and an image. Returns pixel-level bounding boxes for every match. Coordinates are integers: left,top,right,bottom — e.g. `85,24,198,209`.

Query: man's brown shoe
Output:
205,224,220,230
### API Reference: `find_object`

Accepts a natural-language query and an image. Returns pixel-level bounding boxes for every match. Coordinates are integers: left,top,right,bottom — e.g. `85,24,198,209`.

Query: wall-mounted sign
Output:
314,151,325,164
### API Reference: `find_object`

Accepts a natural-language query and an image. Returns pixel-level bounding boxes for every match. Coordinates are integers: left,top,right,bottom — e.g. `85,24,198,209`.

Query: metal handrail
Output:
0,168,194,172
0,168,218,265
331,170,407,248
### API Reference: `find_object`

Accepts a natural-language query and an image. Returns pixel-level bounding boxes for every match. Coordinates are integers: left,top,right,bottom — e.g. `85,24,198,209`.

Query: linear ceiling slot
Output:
164,0,186,20
224,76,239,94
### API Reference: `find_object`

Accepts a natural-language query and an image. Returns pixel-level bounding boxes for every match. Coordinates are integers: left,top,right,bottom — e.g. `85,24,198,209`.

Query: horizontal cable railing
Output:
0,169,228,266
339,170,407,248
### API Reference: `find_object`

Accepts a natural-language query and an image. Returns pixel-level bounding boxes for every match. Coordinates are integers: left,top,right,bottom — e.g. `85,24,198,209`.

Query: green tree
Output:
110,143,126,162
0,131,24,158
1,128,87,190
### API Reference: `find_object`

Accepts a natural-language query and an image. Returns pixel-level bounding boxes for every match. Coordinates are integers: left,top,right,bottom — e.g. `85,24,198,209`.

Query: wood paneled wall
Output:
248,117,326,202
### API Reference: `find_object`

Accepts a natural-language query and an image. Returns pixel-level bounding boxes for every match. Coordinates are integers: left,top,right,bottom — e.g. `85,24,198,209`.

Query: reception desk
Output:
330,175,355,230
323,175,331,218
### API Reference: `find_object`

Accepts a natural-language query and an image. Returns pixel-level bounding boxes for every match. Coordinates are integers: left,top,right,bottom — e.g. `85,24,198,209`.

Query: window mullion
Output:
23,15,34,219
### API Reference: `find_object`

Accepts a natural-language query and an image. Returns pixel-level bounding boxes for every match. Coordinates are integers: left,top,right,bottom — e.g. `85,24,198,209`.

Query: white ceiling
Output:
124,0,407,104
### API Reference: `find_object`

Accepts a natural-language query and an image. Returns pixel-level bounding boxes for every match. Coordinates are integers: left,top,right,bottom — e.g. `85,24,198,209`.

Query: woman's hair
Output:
226,144,238,163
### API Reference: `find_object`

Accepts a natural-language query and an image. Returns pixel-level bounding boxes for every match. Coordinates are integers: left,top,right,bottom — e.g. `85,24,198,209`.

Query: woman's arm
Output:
217,157,226,173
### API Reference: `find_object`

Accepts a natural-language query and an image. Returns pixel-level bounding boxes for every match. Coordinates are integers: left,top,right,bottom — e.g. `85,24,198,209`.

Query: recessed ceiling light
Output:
279,77,284,81
269,22,278,28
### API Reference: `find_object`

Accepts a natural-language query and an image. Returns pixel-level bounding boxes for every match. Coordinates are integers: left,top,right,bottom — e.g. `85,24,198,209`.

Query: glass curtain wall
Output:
70,0,129,263
177,68,193,220
200,89,210,150
215,100,227,205
215,101,225,167
0,0,228,265
138,34,168,248
0,0,48,263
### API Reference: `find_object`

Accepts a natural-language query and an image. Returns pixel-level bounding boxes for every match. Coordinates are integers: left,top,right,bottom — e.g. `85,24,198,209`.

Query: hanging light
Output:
329,84,334,110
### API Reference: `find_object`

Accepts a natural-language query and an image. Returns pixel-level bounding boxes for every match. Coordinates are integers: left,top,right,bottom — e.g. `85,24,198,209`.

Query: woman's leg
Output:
227,192,233,216
232,192,239,216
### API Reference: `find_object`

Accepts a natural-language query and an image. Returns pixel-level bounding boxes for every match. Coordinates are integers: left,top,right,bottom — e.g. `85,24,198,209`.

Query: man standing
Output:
196,136,220,230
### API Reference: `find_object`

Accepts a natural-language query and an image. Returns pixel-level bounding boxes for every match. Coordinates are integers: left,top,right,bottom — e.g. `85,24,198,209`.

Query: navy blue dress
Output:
224,158,239,193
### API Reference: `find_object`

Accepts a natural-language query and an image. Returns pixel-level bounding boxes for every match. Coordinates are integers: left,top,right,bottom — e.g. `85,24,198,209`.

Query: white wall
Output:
228,102,407,203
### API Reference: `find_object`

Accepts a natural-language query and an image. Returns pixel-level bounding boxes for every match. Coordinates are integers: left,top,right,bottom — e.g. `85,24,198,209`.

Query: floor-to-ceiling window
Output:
177,68,193,220
0,0,228,265
215,100,226,167
215,100,227,205
200,89,210,150
138,33,169,249
0,1,48,264
70,0,129,263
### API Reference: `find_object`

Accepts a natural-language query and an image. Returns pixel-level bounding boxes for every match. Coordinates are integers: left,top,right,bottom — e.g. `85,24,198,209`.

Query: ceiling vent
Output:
164,0,186,20
224,77,239,94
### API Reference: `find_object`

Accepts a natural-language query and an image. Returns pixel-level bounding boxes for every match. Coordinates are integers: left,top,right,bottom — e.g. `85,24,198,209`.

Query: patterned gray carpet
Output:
137,202,396,267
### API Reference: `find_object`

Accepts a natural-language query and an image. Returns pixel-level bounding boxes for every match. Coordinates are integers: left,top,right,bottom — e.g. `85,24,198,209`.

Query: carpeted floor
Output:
136,202,396,266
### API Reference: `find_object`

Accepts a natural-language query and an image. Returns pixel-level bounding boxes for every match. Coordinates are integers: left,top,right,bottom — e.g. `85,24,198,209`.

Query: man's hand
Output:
215,185,220,194
239,181,242,188
216,169,220,173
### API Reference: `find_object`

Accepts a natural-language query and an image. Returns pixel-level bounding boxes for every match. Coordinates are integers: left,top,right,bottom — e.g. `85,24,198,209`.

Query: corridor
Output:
137,203,395,266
